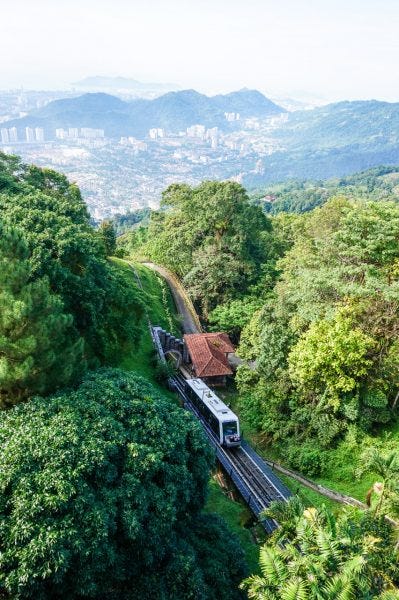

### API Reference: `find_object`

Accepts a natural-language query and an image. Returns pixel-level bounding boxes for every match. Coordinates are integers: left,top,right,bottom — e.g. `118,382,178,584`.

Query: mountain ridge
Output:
4,89,285,138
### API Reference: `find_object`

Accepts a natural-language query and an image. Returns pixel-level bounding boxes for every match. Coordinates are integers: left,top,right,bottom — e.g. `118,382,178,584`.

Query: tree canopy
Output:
0,152,144,366
142,181,271,317
0,368,247,599
243,498,399,599
237,197,399,472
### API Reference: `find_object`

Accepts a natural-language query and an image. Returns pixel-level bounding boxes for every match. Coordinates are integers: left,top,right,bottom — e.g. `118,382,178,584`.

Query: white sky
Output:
2,0,399,101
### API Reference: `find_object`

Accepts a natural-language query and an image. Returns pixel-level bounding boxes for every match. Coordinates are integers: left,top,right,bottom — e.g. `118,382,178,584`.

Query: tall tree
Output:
145,181,271,316
0,224,84,407
99,219,117,255
0,158,144,365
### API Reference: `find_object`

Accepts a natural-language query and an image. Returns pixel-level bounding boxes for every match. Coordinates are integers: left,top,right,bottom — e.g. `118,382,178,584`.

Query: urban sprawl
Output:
0,91,288,219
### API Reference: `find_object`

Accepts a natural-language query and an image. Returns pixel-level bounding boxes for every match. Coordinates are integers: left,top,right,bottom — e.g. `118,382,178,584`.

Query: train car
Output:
184,378,241,447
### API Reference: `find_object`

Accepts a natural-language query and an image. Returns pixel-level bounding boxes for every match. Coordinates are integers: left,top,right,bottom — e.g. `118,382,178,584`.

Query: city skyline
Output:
1,0,399,102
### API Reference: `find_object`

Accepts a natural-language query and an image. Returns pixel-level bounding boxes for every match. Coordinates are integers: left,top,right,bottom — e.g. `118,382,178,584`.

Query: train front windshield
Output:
223,421,238,437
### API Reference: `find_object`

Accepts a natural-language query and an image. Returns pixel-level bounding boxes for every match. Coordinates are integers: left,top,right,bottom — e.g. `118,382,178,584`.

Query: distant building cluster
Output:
55,127,105,140
187,124,206,139
25,127,44,142
0,126,44,144
146,124,219,148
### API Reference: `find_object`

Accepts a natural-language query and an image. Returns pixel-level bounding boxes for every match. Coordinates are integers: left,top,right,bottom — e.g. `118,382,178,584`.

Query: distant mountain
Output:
6,91,399,186
3,89,285,139
73,76,181,95
212,89,284,117
279,100,399,150
244,99,399,185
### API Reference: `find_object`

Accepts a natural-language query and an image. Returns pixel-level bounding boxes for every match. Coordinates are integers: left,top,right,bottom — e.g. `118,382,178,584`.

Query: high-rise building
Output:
35,127,44,142
149,128,165,139
25,127,35,142
56,128,68,139
206,127,218,148
8,128,18,143
0,128,9,144
68,128,79,138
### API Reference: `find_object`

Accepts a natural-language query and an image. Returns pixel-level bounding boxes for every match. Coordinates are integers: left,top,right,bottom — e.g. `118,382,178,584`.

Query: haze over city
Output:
1,0,399,102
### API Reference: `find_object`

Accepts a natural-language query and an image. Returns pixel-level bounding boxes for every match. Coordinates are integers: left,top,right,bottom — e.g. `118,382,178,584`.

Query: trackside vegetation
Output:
123,176,399,596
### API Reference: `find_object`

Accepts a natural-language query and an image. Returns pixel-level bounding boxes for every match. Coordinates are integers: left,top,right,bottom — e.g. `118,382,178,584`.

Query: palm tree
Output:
242,501,395,600
263,495,305,541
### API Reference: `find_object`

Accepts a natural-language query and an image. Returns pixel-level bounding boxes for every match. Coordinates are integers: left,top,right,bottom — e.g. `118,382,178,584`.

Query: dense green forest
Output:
121,176,399,598
0,153,248,599
251,165,399,214
1,152,398,598
0,369,247,599
110,207,151,235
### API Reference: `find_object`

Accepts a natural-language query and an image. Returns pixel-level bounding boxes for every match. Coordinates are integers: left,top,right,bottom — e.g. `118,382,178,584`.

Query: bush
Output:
286,443,325,478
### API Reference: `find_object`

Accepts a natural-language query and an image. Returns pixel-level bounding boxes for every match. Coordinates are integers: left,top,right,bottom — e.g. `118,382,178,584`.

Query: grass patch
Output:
132,262,182,335
277,474,337,511
109,258,180,394
205,478,261,574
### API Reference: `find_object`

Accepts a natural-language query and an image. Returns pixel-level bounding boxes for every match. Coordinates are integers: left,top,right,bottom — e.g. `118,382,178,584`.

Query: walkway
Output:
142,262,202,334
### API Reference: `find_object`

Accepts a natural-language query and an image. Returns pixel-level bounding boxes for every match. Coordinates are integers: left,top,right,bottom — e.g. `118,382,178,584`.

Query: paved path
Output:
142,262,201,334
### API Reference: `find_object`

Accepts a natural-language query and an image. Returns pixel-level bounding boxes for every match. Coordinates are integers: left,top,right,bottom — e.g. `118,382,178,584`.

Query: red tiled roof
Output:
184,333,235,377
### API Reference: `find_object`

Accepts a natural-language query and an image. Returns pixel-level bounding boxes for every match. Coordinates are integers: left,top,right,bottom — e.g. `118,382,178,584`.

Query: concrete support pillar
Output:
158,329,166,347
164,333,170,351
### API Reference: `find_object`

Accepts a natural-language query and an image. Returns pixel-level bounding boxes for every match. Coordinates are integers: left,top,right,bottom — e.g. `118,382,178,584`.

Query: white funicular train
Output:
184,378,241,447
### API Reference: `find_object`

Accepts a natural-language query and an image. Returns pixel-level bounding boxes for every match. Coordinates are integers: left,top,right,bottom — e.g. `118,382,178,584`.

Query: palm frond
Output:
241,574,277,599
259,545,289,585
322,574,355,600
280,577,309,600
377,591,399,600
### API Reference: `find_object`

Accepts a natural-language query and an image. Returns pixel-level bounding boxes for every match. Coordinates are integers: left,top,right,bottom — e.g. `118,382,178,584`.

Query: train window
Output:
223,421,238,436
209,414,219,438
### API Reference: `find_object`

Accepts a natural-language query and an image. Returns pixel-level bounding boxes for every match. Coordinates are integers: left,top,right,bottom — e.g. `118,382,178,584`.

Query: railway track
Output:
132,265,290,532
171,373,290,532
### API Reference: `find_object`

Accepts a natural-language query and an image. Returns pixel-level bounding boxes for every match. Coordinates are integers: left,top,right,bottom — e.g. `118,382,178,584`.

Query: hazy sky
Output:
2,0,399,101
